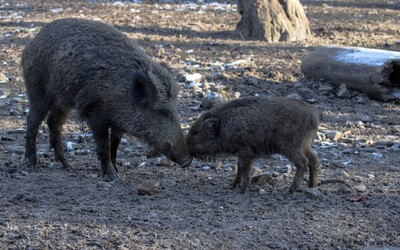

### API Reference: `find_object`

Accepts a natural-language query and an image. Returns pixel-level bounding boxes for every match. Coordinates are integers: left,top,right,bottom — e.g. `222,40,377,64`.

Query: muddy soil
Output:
0,0,399,249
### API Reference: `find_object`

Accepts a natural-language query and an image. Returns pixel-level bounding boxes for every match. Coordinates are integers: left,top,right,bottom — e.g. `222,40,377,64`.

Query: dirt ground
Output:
0,0,399,249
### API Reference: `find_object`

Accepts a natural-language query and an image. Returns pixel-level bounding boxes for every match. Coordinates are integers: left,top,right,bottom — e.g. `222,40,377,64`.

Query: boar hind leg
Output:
25,98,53,167
287,149,309,193
47,106,71,169
237,157,253,194
89,121,119,181
110,129,122,172
304,147,318,187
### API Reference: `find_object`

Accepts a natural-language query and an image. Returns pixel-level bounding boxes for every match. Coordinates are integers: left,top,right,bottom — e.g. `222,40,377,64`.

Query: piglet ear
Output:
203,117,220,136
132,70,158,108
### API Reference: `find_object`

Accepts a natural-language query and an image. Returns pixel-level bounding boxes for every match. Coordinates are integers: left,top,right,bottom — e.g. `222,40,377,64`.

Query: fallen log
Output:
301,45,400,101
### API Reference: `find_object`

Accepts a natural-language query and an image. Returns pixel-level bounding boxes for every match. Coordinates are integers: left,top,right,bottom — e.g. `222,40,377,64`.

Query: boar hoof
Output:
61,162,72,169
180,157,193,168
289,184,300,194
239,186,248,194
308,176,318,188
103,168,120,182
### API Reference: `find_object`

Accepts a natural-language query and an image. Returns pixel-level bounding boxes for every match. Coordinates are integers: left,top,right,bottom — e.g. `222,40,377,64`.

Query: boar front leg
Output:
233,155,254,193
89,120,119,181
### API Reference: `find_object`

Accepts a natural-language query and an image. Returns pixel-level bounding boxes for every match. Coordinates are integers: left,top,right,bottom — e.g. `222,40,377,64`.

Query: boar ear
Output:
132,70,158,107
203,117,220,136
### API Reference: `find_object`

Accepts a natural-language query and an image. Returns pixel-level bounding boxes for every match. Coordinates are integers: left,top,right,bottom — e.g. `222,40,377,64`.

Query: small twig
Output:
304,178,354,191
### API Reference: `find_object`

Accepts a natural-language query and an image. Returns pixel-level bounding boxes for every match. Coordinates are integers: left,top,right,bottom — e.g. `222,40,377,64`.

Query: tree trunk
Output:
301,46,400,101
237,0,311,42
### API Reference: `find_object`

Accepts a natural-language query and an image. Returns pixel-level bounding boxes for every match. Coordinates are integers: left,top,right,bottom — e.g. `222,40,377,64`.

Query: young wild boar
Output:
186,96,320,193
22,18,192,180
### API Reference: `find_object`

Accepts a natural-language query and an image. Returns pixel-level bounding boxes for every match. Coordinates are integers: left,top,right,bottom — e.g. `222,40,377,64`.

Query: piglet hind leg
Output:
47,106,72,169
304,146,319,188
286,149,309,193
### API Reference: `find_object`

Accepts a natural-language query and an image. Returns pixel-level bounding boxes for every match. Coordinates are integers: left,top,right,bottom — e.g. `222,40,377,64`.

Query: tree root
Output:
305,178,354,191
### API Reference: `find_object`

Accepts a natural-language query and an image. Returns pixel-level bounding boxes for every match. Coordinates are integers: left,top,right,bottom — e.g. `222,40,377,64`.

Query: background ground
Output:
0,0,399,249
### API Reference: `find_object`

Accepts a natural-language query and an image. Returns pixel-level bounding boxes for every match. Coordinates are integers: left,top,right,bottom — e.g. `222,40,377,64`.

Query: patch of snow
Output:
333,46,400,66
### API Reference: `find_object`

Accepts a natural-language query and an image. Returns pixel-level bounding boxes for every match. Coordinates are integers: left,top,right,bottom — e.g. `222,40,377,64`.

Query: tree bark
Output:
237,0,311,42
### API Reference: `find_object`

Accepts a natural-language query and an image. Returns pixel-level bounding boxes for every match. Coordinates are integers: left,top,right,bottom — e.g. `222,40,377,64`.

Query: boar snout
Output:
161,141,192,168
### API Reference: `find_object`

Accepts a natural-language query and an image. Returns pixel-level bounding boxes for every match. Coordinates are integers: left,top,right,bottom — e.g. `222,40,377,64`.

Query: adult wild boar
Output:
186,96,320,193
22,18,192,180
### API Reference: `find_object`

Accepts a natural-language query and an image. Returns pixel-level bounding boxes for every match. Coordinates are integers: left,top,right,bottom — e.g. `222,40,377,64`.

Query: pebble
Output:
200,91,222,109
225,59,250,69
286,93,303,100
361,115,372,123
6,128,26,134
65,141,76,152
202,164,211,171
0,135,15,141
0,73,9,84
353,184,367,193
224,166,233,172
316,132,326,141
280,164,292,175
0,88,11,98
0,99,8,108
374,140,395,147
356,121,365,128
334,186,352,194
371,152,383,159
352,176,365,182
319,85,334,95
137,162,146,168
367,174,375,180
324,131,343,141
7,146,24,155
337,84,351,98
247,77,258,86
338,169,350,178
303,188,322,199
251,167,262,177
252,173,276,186
355,138,373,146
74,149,90,155
97,181,112,190
386,165,398,172
184,73,203,83
155,156,174,167
137,180,160,195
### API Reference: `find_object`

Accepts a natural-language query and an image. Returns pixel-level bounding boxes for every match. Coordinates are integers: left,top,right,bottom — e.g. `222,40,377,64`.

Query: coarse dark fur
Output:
22,18,192,180
186,96,320,193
